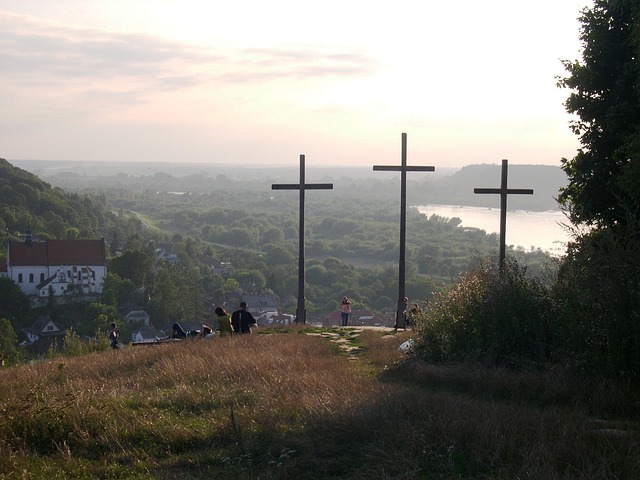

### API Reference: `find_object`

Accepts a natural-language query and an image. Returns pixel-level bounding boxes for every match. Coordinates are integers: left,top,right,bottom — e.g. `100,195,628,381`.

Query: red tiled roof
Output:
9,239,106,266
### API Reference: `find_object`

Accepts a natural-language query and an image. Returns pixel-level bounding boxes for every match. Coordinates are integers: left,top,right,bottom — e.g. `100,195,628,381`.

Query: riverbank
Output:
417,204,571,255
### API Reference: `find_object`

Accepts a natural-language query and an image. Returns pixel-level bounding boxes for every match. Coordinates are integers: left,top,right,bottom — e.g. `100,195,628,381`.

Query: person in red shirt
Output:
340,296,352,327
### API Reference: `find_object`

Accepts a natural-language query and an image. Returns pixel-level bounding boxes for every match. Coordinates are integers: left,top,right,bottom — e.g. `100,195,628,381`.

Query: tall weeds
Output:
552,227,640,377
0,328,638,479
413,259,553,367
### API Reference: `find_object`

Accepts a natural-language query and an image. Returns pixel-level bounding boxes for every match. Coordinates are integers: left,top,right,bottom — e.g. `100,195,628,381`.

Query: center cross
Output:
272,154,333,324
373,133,435,329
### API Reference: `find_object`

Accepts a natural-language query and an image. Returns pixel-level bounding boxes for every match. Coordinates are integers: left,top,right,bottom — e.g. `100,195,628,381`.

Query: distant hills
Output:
11,160,566,212
0,159,146,245
411,164,567,211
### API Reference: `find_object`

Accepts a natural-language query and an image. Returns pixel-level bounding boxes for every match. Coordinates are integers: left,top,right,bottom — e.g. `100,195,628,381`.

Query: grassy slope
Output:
0,327,638,479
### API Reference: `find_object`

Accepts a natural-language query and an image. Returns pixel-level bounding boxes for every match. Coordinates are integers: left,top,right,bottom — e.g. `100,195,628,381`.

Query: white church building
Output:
5,235,107,300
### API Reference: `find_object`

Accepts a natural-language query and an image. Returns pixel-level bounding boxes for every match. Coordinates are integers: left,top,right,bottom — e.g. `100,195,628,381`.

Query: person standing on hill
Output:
340,296,352,327
407,302,422,328
231,301,258,334
108,322,120,349
394,296,409,330
215,306,233,336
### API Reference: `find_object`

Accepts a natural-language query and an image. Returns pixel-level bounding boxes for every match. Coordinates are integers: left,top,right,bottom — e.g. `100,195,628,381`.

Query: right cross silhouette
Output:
474,159,534,269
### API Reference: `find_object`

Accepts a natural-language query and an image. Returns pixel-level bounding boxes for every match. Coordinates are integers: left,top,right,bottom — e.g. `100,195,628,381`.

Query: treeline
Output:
21,160,565,211
0,159,152,245
111,188,552,279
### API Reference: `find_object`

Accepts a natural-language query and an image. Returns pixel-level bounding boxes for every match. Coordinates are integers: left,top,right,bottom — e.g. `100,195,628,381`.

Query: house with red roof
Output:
6,234,107,300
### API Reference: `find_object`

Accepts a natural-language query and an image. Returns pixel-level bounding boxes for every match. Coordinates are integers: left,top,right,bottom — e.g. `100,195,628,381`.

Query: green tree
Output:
101,272,135,306
65,227,80,239
0,317,21,366
147,265,205,325
552,229,640,376
558,0,640,228
0,277,29,321
148,268,182,325
108,249,153,288
265,246,295,266
554,0,640,379
260,227,284,245
234,270,266,292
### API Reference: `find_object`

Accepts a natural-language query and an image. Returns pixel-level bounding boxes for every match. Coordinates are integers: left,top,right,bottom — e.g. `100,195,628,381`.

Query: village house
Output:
21,315,66,354
131,326,166,344
118,302,150,327
240,293,279,319
5,234,107,304
199,254,232,279
155,247,177,265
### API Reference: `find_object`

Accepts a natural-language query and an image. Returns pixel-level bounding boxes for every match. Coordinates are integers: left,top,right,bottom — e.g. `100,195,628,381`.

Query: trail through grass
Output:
0,326,638,479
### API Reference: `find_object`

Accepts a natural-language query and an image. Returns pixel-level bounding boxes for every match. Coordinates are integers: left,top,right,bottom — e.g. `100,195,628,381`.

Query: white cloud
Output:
0,2,586,167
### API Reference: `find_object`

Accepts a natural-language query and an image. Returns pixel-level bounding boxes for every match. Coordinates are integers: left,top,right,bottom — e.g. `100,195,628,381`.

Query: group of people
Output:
213,301,257,335
340,295,423,329
170,301,258,340
109,301,259,349
111,296,423,347
169,322,212,339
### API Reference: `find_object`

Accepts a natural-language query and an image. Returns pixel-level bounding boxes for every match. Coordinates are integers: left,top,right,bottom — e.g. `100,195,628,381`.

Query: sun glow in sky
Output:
0,0,591,167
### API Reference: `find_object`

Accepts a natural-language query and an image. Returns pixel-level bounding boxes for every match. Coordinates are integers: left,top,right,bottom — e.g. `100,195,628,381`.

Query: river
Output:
416,205,572,255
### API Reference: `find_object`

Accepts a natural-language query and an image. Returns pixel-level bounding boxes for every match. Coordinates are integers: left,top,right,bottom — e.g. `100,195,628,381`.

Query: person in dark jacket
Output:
231,301,258,334
108,322,120,349
171,322,187,339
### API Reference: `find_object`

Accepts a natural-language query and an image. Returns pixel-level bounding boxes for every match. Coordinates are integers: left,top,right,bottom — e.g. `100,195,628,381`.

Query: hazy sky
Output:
0,1,590,168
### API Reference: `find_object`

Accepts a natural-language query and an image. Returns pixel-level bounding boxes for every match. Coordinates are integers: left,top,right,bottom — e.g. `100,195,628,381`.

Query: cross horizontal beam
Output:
474,188,533,195
373,166,435,172
272,183,334,190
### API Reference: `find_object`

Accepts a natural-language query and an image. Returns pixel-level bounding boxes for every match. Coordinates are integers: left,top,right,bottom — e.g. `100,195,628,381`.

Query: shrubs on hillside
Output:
414,245,640,381
414,260,552,367
551,227,640,377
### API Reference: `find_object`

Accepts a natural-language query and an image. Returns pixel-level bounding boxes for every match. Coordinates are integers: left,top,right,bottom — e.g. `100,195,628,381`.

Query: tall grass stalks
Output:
0,328,637,479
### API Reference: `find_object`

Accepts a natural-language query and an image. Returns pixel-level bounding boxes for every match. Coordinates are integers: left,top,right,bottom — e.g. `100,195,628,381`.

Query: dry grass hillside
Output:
0,327,638,479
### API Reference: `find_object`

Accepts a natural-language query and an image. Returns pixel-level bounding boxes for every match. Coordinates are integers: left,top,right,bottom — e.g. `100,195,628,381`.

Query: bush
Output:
0,318,22,367
414,259,553,366
59,329,110,358
552,227,640,378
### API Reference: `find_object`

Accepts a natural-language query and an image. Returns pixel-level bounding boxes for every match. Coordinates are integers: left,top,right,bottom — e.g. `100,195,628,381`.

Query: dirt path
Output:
306,326,401,359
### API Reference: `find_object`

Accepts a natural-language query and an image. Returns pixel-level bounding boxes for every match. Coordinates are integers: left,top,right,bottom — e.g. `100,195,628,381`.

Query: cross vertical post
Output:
473,159,534,269
373,133,435,329
272,155,333,324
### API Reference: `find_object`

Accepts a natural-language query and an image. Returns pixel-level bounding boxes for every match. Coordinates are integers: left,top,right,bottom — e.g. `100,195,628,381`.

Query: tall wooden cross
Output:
272,154,333,324
474,159,534,269
373,133,435,329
